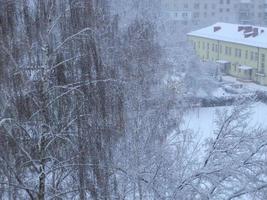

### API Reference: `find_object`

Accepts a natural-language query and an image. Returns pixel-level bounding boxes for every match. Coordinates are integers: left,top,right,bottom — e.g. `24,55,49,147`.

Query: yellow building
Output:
187,23,267,85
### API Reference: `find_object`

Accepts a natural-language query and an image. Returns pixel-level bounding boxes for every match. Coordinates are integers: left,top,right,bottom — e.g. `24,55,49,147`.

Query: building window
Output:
184,4,188,9
193,20,199,25
220,45,222,53
207,43,210,50
220,0,224,4
212,44,215,52
245,50,248,59
193,12,199,18
227,0,230,4
182,12,188,17
194,3,200,9
202,42,205,50
204,4,208,9
261,53,265,63
261,63,265,73
255,52,259,61
238,49,242,58
250,52,254,61
225,46,228,55
182,21,188,25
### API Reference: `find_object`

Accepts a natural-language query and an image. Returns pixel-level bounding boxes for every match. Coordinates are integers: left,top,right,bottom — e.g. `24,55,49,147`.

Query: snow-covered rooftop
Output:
187,22,267,49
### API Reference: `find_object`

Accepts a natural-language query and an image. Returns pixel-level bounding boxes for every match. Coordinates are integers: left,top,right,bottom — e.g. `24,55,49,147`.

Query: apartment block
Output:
161,0,267,26
187,23,267,85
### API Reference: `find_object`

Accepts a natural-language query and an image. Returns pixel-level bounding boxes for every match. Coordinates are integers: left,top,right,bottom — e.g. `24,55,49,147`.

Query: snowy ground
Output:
182,102,267,145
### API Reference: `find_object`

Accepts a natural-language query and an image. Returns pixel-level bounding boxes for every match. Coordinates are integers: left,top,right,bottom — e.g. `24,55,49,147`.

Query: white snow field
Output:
182,102,267,144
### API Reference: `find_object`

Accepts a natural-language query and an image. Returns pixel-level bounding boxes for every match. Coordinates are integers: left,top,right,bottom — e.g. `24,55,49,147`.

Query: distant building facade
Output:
161,0,267,26
187,23,267,85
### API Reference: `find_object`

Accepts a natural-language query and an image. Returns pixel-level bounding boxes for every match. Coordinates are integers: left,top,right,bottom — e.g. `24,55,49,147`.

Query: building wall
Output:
188,35,267,85
161,0,267,27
